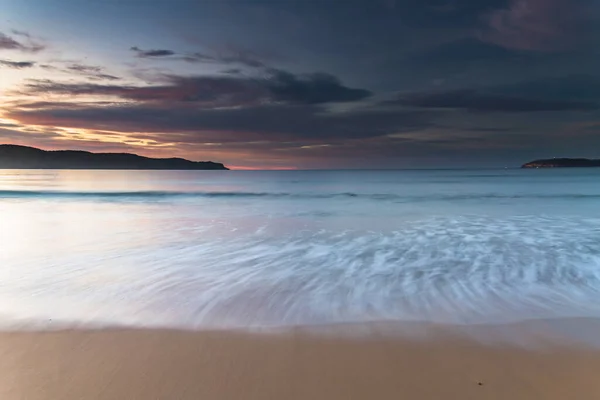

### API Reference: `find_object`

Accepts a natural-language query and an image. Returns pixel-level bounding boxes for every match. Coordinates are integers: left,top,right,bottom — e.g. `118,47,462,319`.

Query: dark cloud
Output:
387,74,600,113
65,64,120,81
489,74,600,101
0,31,45,52
391,89,597,112
266,69,371,104
183,49,265,68
0,32,22,50
222,68,242,75
433,124,511,133
38,64,58,71
7,102,431,144
181,52,214,63
67,64,102,73
23,77,266,107
10,30,33,39
0,123,21,128
132,43,268,68
3,2,600,167
414,38,527,65
13,101,600,168
478,0,590,51
38,62,120,81
11,101,120,110
24,69,372,106
87,73,121,81
130,46,176,58
0,60,35,69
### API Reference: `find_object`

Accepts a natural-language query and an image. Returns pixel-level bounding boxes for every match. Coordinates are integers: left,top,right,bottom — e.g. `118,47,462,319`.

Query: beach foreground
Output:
2,324,600,400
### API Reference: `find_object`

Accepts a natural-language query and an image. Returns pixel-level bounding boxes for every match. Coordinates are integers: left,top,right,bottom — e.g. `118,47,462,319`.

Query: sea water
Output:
1,169,600,332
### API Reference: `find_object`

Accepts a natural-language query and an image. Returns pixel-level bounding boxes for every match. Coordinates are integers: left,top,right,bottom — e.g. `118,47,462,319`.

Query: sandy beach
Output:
2,323,600,400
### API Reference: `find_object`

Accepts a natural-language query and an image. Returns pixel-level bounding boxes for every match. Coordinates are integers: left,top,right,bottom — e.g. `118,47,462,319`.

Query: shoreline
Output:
3,316,600,348
3,320,600,399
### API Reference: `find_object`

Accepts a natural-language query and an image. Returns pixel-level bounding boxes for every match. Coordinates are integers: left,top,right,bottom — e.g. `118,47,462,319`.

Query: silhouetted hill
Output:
0,145,228,170
522,158,600,168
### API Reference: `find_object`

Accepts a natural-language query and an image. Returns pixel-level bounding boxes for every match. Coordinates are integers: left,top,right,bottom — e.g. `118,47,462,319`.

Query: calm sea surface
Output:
1,169,600,331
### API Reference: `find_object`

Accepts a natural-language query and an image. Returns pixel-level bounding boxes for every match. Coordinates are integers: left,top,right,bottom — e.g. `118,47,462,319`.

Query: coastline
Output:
3,320,600,399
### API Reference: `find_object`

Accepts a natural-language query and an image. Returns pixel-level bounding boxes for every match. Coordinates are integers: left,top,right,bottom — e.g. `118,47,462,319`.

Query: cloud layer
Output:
23,69,372,106
130,45,268,68
478,0,589,51
130,47,176,58
1,0,600,168
0,31,45,52
0,60,36,69
392,89,597,112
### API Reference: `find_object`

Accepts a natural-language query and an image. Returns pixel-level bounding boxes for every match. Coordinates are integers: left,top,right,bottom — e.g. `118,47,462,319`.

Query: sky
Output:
1,0,599,169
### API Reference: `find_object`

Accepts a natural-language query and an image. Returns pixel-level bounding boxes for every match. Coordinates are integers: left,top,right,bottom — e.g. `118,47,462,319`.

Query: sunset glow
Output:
1,0,599,169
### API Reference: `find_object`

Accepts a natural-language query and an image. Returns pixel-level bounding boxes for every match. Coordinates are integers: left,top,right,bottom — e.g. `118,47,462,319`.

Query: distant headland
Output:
0,145,228,170
522,158,600,168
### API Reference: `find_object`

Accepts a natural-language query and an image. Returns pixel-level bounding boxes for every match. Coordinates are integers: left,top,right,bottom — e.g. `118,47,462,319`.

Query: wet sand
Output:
1,323,600,400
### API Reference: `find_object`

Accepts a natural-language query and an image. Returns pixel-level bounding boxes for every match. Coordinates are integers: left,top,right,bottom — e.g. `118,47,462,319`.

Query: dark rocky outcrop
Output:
0,145,228,170
521,158,600,168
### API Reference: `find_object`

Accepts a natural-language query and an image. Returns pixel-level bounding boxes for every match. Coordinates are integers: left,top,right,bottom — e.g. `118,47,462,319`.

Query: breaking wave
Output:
2,215,600,329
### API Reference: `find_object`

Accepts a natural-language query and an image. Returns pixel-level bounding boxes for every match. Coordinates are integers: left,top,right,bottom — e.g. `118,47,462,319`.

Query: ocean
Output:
1,169,600,332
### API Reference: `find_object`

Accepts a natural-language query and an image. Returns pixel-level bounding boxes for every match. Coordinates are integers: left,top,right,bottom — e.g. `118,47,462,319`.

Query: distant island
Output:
522,158,600,168
0,145,228,170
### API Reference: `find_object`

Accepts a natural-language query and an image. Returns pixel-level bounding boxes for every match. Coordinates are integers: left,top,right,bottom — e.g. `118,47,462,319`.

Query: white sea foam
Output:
2,169,600,334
